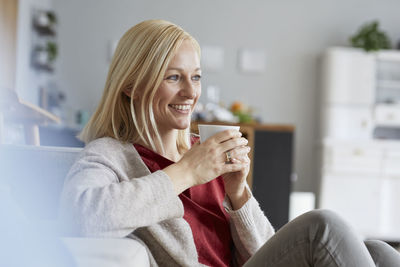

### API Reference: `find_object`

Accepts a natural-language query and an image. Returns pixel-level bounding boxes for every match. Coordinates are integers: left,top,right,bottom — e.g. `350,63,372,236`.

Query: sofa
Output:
0,144,149,267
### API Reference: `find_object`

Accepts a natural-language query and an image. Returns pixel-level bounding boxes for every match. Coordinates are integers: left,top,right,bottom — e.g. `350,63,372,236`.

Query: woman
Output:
60,20,400,267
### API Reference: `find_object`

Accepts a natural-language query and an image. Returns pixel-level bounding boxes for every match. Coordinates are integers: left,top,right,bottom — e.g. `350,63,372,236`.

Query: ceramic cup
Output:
198,124,240,143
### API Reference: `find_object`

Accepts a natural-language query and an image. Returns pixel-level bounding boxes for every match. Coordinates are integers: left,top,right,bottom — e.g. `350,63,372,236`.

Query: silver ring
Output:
225,151,232,163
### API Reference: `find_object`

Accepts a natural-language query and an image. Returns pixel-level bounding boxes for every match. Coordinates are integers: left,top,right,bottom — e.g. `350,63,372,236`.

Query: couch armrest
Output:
62,237,149,267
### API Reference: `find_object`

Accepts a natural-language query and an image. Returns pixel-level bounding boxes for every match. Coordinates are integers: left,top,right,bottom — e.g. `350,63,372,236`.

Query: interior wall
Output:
52,0,400,195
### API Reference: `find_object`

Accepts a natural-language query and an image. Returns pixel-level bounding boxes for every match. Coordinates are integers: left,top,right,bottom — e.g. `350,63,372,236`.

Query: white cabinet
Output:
320,174,381,236
320,47,400,140
321,48,376,105
320,140,400,240
319,47,400,241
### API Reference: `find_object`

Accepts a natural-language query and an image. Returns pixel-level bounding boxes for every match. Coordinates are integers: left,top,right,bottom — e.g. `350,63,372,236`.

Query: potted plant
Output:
350,20,391,52
34,10,57,35
33,41,58,71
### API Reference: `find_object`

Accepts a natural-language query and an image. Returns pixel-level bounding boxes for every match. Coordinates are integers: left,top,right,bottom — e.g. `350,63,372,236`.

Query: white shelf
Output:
375,122,400,128
377,80,400,90
377,50,400,62
322,138,400,149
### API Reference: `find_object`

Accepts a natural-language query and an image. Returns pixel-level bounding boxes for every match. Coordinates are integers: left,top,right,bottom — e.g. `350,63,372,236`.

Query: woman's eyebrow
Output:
167,67,201,71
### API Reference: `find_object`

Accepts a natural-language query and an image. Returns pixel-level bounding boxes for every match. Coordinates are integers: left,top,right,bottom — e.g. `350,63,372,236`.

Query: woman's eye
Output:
166,75,179,81
192,75,201,81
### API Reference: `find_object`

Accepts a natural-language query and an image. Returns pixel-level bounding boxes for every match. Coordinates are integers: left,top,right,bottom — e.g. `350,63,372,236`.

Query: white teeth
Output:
170,104,191,110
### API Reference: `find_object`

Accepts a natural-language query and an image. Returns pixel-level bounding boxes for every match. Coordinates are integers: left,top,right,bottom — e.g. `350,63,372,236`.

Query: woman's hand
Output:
222,145,251,210
163,130,248,195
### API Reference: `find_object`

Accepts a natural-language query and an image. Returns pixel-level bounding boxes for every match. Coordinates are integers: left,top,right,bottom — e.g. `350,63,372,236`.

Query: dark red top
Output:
134,141,233,267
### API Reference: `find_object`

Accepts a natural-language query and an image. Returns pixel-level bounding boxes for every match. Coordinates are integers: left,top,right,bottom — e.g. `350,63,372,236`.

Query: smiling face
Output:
153,40,201,134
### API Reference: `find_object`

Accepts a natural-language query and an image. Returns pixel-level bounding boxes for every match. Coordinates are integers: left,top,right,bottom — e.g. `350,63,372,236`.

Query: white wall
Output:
52,0,400,195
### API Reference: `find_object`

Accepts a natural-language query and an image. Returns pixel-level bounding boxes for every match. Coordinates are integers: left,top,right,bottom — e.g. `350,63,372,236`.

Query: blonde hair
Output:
79,19,201,154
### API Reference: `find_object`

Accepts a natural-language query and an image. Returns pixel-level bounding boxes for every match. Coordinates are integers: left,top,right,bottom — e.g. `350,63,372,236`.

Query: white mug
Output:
198,124,240,143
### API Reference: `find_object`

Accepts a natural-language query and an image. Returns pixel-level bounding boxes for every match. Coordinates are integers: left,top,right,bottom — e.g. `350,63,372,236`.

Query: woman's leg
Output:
243,209,376,267
364,240,400,267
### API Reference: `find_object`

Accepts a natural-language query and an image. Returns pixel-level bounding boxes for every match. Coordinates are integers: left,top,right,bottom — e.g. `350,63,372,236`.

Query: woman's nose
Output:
180,79,197,99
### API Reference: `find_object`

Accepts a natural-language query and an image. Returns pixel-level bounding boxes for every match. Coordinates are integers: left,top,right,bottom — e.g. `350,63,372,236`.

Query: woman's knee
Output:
297,209,354,236
293,209,362,249
300,209,345,227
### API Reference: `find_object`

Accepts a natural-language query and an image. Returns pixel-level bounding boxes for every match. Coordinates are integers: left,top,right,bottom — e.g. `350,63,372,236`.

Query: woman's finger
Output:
220,137,248,152
229,146,251,160
223,146,251,165
231,156,250,165
207,129,242,144
221,161,248,173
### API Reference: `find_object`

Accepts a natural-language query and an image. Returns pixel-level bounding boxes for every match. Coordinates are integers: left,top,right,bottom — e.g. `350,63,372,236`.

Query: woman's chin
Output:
175,120,191,130
176,124,190,130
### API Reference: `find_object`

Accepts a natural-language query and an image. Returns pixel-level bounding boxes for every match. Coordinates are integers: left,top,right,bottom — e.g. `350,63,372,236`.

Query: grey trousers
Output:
244,209,400,267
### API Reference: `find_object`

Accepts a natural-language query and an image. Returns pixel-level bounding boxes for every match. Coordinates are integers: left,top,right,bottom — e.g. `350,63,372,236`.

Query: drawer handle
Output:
353,149,363,156
361,120,368,128
386,113,395,120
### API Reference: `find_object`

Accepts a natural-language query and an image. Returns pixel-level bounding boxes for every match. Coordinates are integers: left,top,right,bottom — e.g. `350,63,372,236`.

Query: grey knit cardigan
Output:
59,137,275,266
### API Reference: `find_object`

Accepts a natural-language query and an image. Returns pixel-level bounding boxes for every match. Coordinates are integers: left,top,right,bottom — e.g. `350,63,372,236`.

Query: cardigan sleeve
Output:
223,186,275,265
59,141,184,238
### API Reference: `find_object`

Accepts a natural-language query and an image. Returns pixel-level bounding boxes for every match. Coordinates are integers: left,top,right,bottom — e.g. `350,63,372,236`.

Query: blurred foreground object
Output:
350,20,391,52
0,89,60,145
0,144,149,266
0,186,76,267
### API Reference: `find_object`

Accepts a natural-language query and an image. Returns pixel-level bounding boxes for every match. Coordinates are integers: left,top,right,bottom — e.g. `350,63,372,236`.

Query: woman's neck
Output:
136,129,182,162
160,130,182,162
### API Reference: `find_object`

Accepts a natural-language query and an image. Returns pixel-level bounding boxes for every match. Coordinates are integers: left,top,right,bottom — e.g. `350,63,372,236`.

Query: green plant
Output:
232,111,253,123
46,11,57,25
46,42,58,62
350,21,391,52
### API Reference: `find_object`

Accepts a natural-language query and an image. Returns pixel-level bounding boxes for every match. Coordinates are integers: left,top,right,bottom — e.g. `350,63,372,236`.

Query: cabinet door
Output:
322,48,375,105
319,174,381,238
380,177,400,240
321,106,373,140
323,143,383,175
383,149,400,176
252,130,293,230
374,104,400,127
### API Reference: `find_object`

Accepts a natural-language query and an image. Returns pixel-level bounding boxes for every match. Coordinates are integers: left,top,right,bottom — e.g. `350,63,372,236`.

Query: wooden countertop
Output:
191,121,295,132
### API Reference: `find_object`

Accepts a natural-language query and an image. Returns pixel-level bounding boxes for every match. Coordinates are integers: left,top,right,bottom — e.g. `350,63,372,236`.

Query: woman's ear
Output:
123,89,140,100
123,89,132,98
